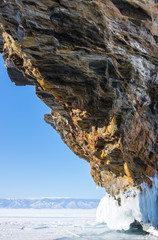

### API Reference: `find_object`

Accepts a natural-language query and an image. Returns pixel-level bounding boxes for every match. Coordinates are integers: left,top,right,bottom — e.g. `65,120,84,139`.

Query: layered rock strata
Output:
0,0,157,196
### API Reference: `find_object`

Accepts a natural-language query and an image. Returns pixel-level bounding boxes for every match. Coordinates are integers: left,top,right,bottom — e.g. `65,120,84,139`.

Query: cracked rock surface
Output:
0,0,158,196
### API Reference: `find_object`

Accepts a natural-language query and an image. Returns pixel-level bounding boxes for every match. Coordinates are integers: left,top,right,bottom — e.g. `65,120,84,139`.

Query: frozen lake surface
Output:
0,209,157,240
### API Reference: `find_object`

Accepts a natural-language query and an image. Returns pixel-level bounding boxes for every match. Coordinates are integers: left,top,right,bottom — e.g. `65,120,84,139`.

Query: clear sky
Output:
0,54,105,199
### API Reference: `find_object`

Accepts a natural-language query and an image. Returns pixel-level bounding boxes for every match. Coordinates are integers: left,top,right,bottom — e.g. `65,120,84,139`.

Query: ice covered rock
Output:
96,188,141,230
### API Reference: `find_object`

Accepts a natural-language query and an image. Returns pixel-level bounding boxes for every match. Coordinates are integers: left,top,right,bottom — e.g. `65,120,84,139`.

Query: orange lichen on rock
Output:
124,163,134,185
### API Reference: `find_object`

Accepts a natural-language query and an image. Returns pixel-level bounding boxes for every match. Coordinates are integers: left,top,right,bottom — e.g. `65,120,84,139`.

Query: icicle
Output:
139,173,158,228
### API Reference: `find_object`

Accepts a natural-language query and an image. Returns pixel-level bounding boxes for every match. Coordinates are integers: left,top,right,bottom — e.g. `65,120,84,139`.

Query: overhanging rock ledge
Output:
0,0,158,196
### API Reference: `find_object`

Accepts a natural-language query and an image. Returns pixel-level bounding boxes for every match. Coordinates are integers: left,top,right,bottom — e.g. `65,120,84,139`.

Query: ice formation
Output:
96,188,141,230
97,173,158,231
139,173,158,228
147,226,158,237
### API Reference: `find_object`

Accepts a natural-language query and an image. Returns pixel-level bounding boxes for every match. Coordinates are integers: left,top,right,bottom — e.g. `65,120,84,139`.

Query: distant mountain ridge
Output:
0,198,99,209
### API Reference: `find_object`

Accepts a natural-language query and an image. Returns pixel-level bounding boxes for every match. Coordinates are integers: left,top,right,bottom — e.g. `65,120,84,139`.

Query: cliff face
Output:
0,0,157,196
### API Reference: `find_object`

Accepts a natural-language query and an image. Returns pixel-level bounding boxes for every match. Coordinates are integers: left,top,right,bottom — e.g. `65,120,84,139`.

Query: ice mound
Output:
96,188,141,230
139,173,158,228
147,226,158,237
96,173,158,231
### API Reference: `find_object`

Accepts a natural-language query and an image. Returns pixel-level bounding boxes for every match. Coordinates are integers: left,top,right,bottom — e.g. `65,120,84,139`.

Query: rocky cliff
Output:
0,0,157,196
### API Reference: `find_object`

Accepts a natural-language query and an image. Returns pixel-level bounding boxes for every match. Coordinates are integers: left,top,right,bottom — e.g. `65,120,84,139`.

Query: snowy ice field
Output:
0,209,157,240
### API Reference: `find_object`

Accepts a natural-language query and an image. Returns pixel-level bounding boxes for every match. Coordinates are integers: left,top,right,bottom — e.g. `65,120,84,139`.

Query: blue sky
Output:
0,54,105,199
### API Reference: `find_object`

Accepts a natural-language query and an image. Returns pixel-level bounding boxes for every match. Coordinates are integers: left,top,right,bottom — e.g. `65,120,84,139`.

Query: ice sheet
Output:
0,209,157,240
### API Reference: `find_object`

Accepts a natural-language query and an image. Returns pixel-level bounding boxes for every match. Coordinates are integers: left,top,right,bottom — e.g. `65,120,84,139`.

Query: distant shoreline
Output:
0,198,100,209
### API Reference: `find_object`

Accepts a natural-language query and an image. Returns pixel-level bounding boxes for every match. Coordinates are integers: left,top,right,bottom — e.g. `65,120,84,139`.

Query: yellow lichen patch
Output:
105,160,110,165
97,126,107,137
100,138,121,158
32,67,42,78
71,109,88,118
3,32,22,56
71,109,90,126
2,32,34,74
37,79,52,90
101,150,109,159
124,162,134,185
105,117,117,136
33,70,57,94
